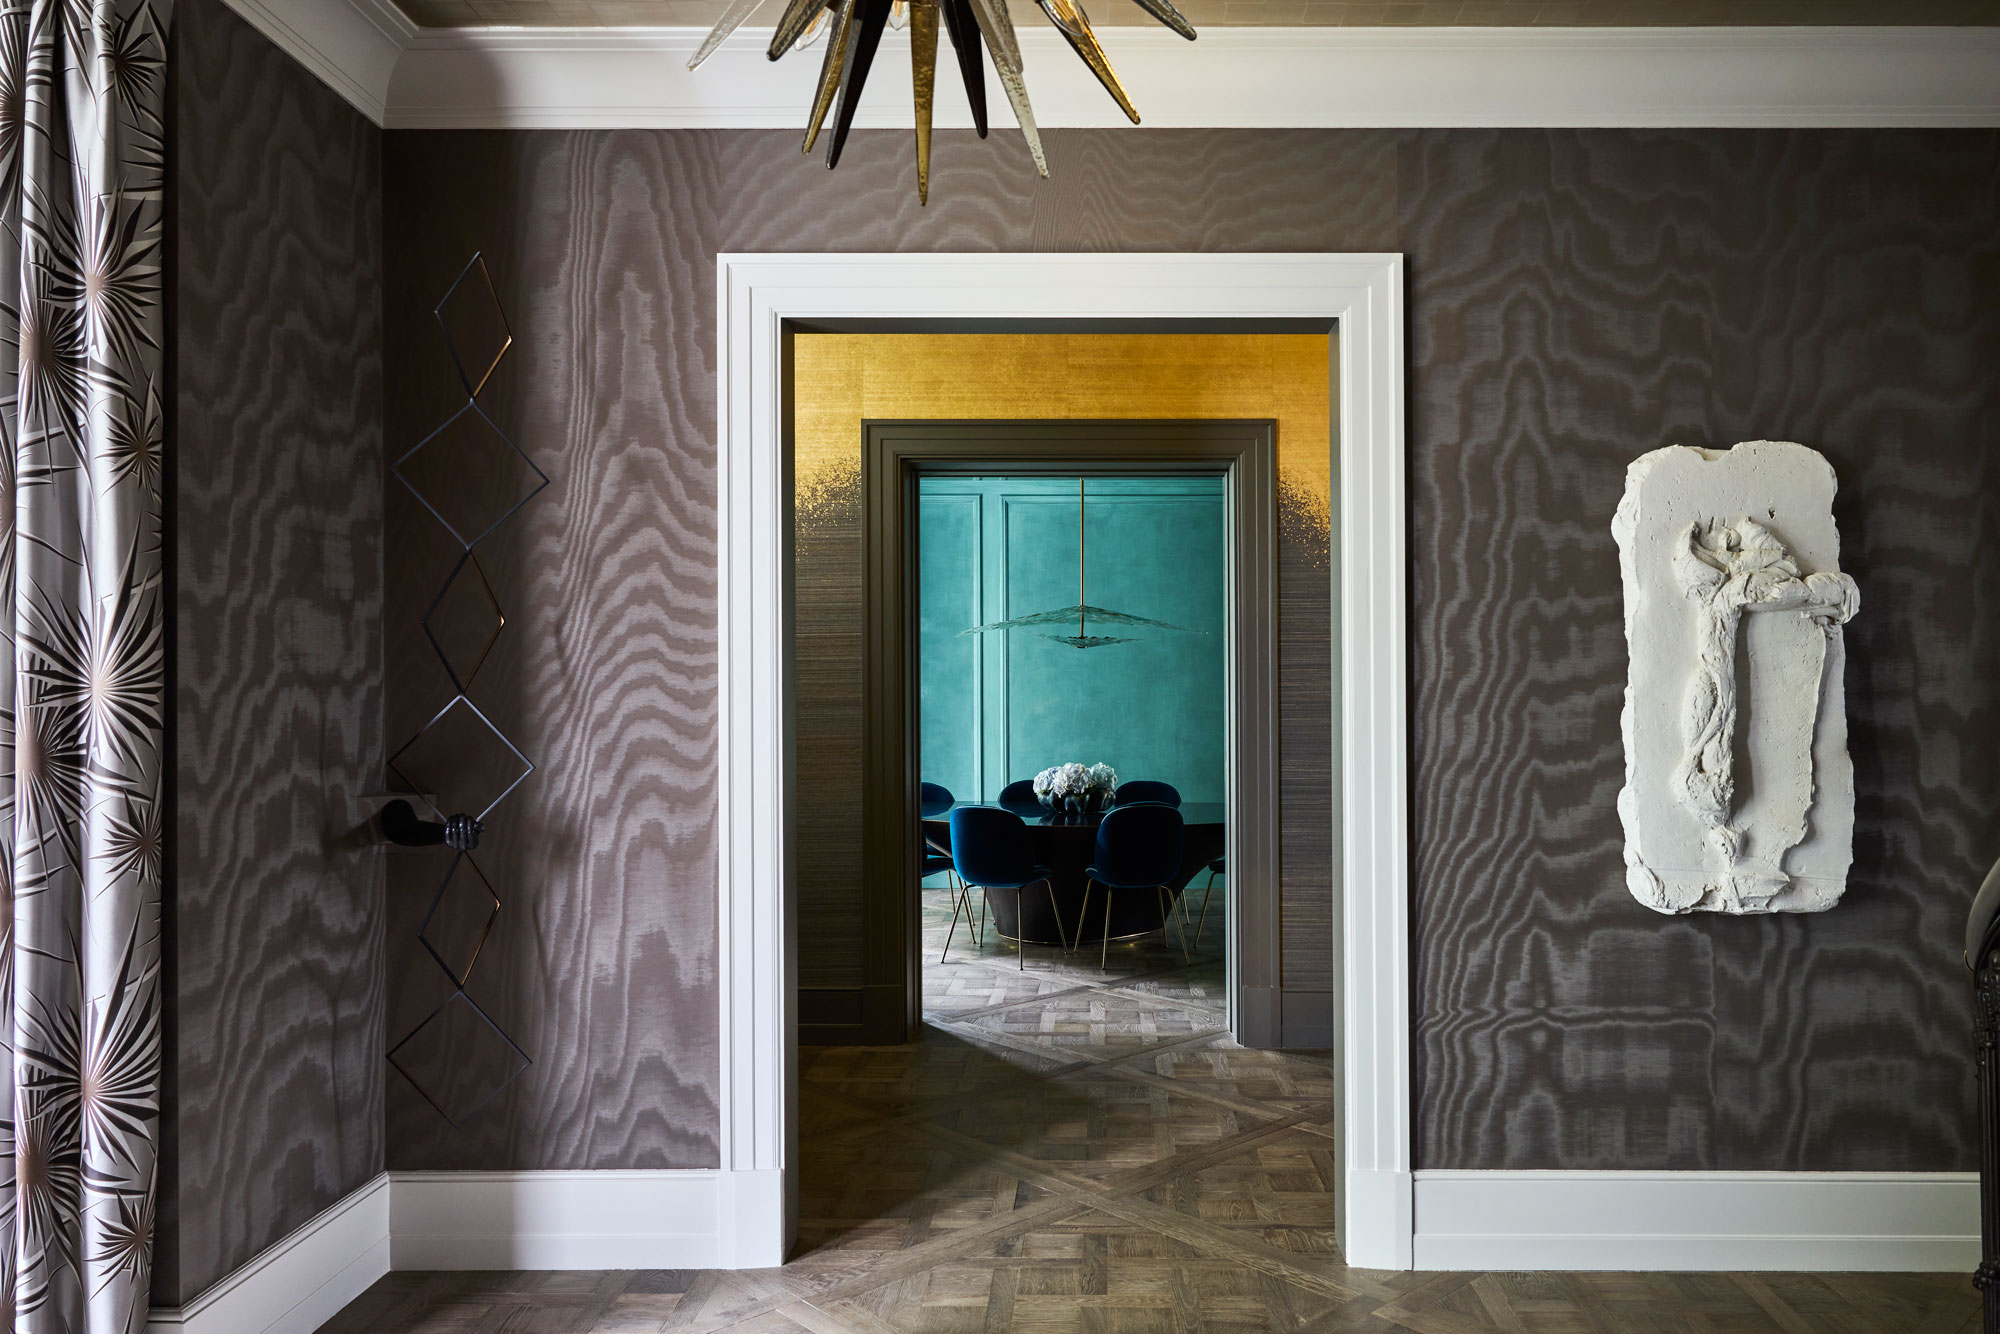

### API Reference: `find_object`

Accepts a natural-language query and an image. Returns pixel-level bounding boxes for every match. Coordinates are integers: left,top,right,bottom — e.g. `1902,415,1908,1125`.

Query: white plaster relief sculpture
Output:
1614,442,1860,915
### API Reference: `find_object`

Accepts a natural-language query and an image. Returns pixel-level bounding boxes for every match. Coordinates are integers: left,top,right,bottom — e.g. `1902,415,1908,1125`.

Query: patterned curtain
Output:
0,0,171,1325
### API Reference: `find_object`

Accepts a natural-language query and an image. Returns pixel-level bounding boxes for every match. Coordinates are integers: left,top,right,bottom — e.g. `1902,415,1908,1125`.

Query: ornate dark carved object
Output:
1965,853,2000,1329
382,252,547,1126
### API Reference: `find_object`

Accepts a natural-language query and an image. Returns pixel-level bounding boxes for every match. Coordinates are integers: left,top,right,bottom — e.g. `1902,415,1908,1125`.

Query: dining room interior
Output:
916,469,1230,999
784,333,1349,1292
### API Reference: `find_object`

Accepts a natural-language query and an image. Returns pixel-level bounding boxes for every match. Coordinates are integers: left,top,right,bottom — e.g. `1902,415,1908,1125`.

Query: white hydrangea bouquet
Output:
1033,762,1117,812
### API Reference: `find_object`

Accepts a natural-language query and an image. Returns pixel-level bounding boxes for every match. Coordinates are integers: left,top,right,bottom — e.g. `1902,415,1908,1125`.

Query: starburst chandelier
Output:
688,0,1195,202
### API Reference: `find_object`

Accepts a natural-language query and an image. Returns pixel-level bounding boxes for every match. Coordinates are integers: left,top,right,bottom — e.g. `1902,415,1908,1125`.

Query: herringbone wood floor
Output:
320,888,1981,1332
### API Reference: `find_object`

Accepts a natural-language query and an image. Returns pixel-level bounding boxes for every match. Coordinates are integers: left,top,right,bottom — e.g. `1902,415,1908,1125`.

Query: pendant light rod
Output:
958,474,1206,648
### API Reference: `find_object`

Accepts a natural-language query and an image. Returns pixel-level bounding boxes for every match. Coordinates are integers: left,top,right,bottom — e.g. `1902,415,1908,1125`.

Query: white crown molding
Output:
1414,1170,1980,1272
379,24,2000,130
146,1175,390,1334
216,0,409,124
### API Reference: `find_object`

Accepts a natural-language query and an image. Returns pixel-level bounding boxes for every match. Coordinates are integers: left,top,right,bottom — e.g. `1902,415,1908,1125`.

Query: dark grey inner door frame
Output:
861,420,1283,1045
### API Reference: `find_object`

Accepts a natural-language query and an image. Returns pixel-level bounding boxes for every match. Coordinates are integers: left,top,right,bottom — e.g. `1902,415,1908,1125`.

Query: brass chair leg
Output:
1044,879,1071,953
1158,884,1191,964
1101,886,1116,971
1193,867,1219,949
1076,881,1093,958
953,872,981,947
941,878,969,963
1013,886,1025,970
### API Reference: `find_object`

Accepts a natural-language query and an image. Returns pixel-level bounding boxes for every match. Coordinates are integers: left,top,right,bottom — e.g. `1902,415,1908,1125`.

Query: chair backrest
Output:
1114,780,1182,808
1090,803,1185,889
997,779,1038,809
949,806,1040,889
920,782,954,817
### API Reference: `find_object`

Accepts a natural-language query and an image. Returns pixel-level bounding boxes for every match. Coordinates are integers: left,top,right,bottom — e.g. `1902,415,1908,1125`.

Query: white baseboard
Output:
718,1168,787,1269
1345,1167,1416,1269
389,1169,731,1269
147,1175,390,1334
142,1161,1975,1322
146,1167,755,1331
1413,1170,1979,1272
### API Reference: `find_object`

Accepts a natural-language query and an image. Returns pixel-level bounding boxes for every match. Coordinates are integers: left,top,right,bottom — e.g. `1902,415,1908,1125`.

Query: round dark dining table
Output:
923,799,1225,948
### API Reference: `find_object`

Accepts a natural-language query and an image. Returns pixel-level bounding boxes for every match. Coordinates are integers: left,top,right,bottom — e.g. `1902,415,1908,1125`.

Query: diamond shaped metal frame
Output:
423,551,507,695
387,693,536,824
392,251,546,1127
419,852,502,988
436,251,515,399
393,400,551,552
387,988,533,1128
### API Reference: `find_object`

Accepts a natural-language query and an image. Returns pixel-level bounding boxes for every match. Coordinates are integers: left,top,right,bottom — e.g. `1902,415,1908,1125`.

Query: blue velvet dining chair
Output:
921,781,955,818
949,806,1069,968
921,782,979,949
1081,803,1188,969
1113,780,1181,808
997,779,1039,809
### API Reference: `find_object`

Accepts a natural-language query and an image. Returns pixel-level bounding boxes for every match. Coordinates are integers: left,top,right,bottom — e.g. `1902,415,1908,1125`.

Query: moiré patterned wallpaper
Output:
380,126,1996,1172
165,0,386,1301
1405,131,1999,1171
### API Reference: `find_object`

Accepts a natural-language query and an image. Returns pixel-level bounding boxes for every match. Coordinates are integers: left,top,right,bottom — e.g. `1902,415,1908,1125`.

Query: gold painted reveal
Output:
792,332,1333,557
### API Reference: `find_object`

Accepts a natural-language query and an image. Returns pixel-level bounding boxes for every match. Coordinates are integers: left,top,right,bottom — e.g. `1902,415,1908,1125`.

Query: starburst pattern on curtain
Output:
0,0,171,1324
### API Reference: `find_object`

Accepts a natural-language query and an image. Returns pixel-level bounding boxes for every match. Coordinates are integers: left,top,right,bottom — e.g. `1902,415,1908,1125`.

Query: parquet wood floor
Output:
318,886,1980,1333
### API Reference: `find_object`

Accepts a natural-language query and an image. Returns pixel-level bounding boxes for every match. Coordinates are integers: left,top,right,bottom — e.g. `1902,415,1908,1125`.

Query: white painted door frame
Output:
715,252,1412,1269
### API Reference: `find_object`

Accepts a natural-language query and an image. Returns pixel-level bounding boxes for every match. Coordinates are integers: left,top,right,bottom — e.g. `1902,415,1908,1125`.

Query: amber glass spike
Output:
803,0,857,153
1038,0,1139,123
911,0,938,203
826,0,894,169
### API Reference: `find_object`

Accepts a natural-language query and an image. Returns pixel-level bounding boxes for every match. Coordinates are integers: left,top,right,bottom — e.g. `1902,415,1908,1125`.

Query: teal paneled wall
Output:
919,477,1226,805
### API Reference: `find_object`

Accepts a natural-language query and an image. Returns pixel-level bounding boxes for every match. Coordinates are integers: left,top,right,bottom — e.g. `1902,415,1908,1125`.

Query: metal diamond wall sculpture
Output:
687,0,1196,202
382,252,547,1126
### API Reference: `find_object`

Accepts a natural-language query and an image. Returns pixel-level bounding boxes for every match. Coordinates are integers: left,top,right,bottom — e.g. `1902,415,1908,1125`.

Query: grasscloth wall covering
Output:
164,0,386,1300
381,127,1998,1173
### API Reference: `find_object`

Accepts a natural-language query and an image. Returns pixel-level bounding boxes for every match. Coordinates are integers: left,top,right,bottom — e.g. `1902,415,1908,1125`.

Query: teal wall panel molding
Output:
918,476,1227,804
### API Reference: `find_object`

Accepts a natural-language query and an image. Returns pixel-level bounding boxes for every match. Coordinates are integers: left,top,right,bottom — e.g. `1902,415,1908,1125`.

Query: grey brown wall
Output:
1407,131,1998,1171
379,127,1998,1173
164,0,386,1301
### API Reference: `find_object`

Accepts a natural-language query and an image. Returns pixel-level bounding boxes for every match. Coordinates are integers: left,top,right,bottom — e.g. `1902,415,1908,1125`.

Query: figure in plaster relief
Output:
1613,442,1860,915
1669,518,1858,907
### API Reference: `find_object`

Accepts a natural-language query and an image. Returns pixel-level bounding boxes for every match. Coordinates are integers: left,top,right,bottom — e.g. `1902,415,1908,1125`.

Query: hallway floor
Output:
320,888,1979,1332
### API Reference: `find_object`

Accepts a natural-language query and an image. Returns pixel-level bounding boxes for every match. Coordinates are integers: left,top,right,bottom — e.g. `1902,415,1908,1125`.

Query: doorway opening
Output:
917,470,1230,1012
785,414,1323,1278
716,254,1411,1271
861,420,1281,1057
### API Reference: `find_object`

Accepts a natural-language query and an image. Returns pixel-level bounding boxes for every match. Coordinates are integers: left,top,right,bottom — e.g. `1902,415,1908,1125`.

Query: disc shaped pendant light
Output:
960,479,1203,650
